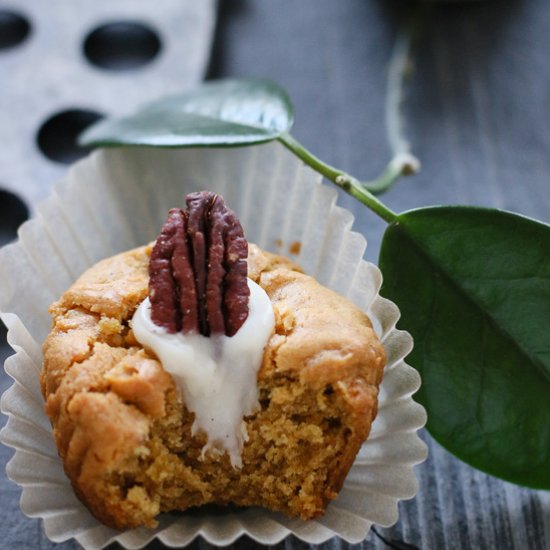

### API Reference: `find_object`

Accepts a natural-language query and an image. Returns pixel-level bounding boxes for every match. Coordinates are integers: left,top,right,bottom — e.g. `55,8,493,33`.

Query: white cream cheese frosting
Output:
132,278,275,468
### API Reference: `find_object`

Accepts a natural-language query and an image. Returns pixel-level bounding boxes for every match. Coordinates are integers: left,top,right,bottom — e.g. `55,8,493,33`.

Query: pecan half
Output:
149,192,249,337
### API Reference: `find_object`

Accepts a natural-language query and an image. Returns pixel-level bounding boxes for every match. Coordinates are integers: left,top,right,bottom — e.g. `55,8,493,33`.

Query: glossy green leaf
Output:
379,206,550,489
79,78,294,148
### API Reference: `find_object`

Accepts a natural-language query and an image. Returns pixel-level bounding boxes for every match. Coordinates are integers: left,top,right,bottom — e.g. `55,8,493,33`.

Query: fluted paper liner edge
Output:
0,142,427,549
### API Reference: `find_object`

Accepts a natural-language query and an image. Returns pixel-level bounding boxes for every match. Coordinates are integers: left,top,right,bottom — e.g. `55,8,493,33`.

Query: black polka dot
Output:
83,21,161,70
0,320,10,371
0,10,31,50
0,189,29,246
37,109,104,164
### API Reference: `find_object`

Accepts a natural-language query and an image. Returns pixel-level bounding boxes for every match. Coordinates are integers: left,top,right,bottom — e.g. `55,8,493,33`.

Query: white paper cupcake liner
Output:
0,142,427,549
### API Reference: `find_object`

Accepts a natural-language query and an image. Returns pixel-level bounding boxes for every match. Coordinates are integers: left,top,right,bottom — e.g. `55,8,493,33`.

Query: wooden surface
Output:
1,0,550,548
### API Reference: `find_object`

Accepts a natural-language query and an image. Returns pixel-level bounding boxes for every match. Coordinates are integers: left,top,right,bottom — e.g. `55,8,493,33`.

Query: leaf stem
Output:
384,8,423,176
278,132,398,224
277,8,428,221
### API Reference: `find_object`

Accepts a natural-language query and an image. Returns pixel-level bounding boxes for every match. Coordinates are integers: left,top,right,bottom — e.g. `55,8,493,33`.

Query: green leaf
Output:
379,206,550,489
79,78,294,148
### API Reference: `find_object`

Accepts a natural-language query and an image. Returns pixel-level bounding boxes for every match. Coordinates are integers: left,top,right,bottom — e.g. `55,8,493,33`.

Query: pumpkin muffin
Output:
41,193,385,530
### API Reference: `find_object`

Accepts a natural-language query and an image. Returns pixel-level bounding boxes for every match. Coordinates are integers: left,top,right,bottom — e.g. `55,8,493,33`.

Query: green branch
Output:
278,132,398,224
277,8,428,223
